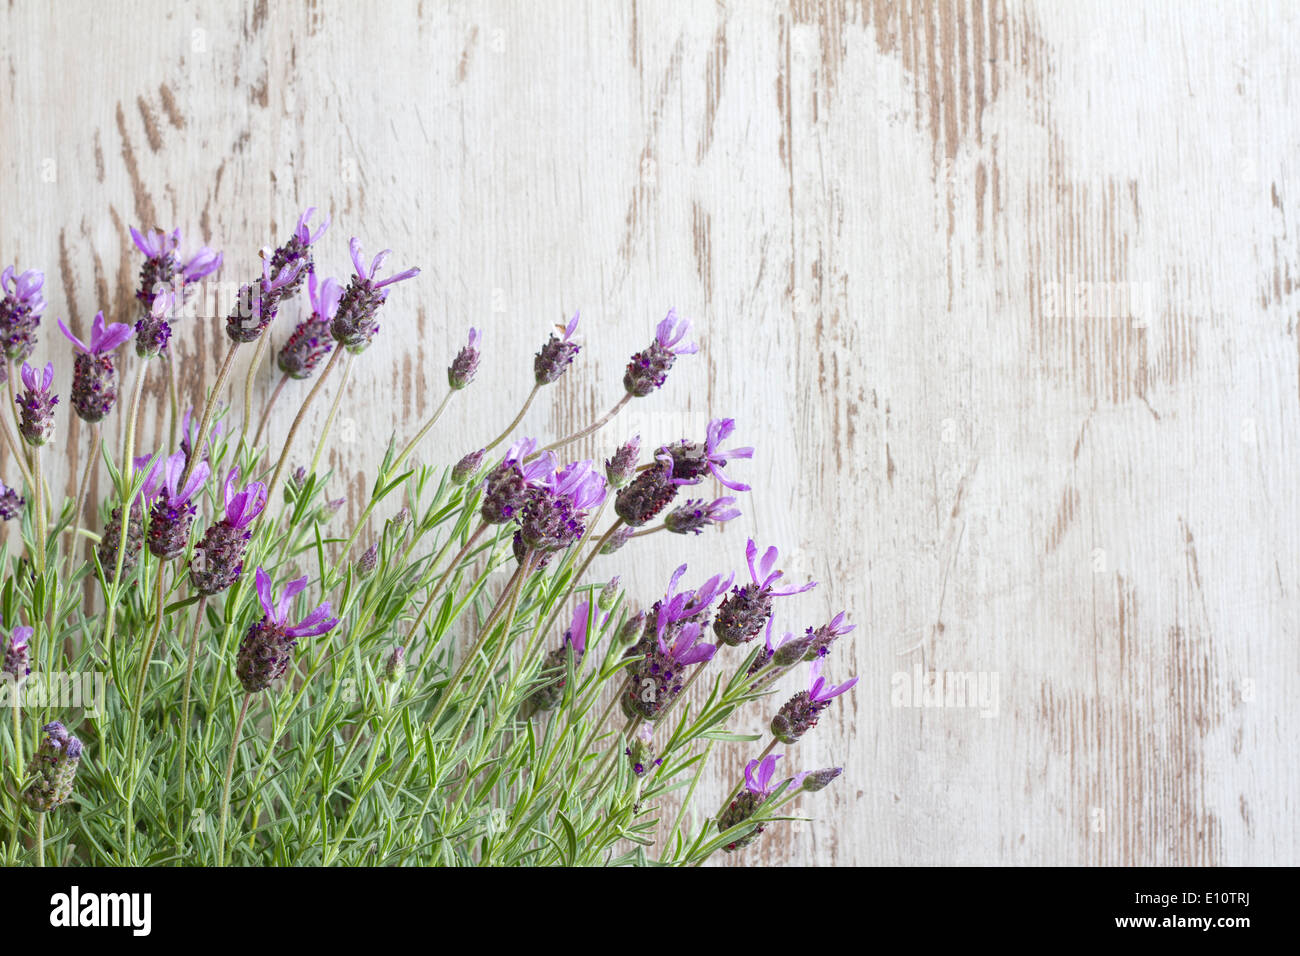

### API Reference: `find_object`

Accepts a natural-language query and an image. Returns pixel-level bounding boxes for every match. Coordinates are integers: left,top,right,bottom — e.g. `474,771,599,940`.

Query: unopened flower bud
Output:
773,631,816,667
384,646,406,684
604,436,640,488
452,448,486,485
355,543,378,578
600,525,634,555
618,610,646,644
598,577,621,612
22,722,83,812
625,726,660,776
801,767,843,792
448,329,481,389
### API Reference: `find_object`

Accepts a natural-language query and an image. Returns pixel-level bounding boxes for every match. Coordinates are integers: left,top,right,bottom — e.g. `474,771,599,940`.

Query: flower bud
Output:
617,610,646,645
22,722,83,812
801,767,843,792
604,436,640,488
598,577,621,612
451,448,486,485
355,543,378,578
384,646,406,684
599,525,634,555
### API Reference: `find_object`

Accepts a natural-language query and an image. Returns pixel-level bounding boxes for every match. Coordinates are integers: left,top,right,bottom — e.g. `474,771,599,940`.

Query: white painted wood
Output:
0,0,1295,865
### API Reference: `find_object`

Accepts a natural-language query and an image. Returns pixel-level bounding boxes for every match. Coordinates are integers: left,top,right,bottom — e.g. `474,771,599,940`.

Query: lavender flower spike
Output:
614,450,689,527
3,626,32,680
130,227,223,309
713,539,816,646
236,568,339,693
622,620,717,721
663,417,754,491
58,311,133,422
480,438,554,524
278,271,339,379
604,435,640,489
0,265,46,362
524,601,601,716
664,496,741,535
449,328,481,389
514,458,607,564
143,450,211,560
226,255,308,343
329,237,420,353
771,660,859,744
624,308,697,397
16,362,58,446
0,480,24,521
268,207,330,296
451,448,486,485
718,754,782,852
804,610,855,661
135,289,176,358
22,722,83,812
190,468,269,595
534,311,581,385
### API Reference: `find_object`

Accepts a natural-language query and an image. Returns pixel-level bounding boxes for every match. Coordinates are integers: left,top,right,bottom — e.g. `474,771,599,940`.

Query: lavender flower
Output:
278,271,340,379
480,438,553,525
624,308,697,397
804,611,855,661
661,418,754,491
798,767,843,792
0,266,46,362
226,255,308,343
142,450,211,560
22,722,83,812
451,448,486,485
514,459,607,563
617,609,647,645
329,237,420,353
15,362,57,446
449,328,481,389
534,311,581,385
622,619,716,722
663,496,741,535
600,525,634,555
135,289,175,358
189,469,268,595
717,754,782,852
58,311,133,422
354,543,378,578
3,626,32,680
268,207,330,297
613,451,689,527
604,435,640,489
236,568,339,694
598,576,621,612
713,539,816,646
771,660,858,744
384,646,406,684
0,481,23,521
625,725,661,776
524,602,599,716
130,226,223,309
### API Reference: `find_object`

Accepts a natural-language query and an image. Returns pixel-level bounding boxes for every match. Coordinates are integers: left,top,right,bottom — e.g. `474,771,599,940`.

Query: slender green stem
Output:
252,372,289,448
175,595,207,849
483,384,539,453
533,393,632,458
391,388,454,474
124,567,166,858
29,448,45,578
166,352,180,452
266,346,342,498
309,351,354,477
102,363,147,655
11,702,22,788
238,334,272,455
180,341,239,490
34,813,43,867
70,429,101,553
401,522,487,657
217,692,253,866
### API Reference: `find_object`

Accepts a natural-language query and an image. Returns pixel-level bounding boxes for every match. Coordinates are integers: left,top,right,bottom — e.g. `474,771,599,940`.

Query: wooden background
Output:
1,0,1296,866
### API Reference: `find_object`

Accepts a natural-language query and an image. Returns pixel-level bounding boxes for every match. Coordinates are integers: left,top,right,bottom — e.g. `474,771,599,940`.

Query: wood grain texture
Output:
1,0,1296,865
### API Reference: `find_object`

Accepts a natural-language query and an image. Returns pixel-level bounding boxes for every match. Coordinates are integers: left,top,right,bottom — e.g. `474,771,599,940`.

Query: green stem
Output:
102,363,146,656
533,392,631,458
390,388,454,474
217,692,253,866
266,346,342,498
34,813,43,867
251,372,289,448
180,341,238,490
483,384,539,453
238,334,272,456
308,351,354,477
175,595,207,850
124,566,166,858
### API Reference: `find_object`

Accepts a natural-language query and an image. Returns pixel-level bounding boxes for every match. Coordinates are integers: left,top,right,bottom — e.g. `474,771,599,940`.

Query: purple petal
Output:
57,318,91,354
255,568,276,619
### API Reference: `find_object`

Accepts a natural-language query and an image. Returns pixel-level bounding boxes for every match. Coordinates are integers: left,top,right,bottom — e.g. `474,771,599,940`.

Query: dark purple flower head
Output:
613,450,689,527
771,660,857,744
16,362,57,446
130,227,222,309
451,448,486,485
23,721,83,812
717,753,782,852
622,618,716,722
713,539,817,646
227,255,308,343
449,328,481,389
59,311,132,422
0,481,24,521
267,207,330,297
656,619,716,666
189,470,264,595
3,625,32,680
237,568,339,694
480,438,555,525
0,266,46,362
604,435,641,489
624,308,697,397
534,311,581,385
515,459,607,561
329,237,420,353
663,496,741,535
662,418,754,492
143,450,210,560
135,290,176,358
804,611,855,661
277,272,339,379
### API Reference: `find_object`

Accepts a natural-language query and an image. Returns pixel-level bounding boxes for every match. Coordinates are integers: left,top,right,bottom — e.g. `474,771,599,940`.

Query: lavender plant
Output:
0,212,857,866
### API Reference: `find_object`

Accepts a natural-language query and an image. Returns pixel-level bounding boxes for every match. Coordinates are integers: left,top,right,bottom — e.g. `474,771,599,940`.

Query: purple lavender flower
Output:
663,496,741,535
713,539,816,646
717,754,782,852
449,328,481,389
189,469,268,595
134,289,176,358
514,458,607,563
227,255,308,343
622,619,717,722
804,611,855,661
384,646,406,684
277,271,340,379
797,767,843,792
613,450,689,527
524,601,601,716
661,418,754,491
15,362,57,446
179,405,223,469
142,450,211,560
0,266,46,362
329,237,420,353
0,481,23,521
625,724,662,776
451,448,486,485
22,721,83,812
652,563,735,637
58,311,133,422
624,308,697,397
604,435,640,489
355,543,379,578
480,438,554,525
3,626,32,680
771,660,858,744
534,311,581,385
268,207,330,297
236,568,339,693
130,226,223,309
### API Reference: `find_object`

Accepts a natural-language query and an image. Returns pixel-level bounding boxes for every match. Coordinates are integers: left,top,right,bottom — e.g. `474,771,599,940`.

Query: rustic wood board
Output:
1,0,1295,865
